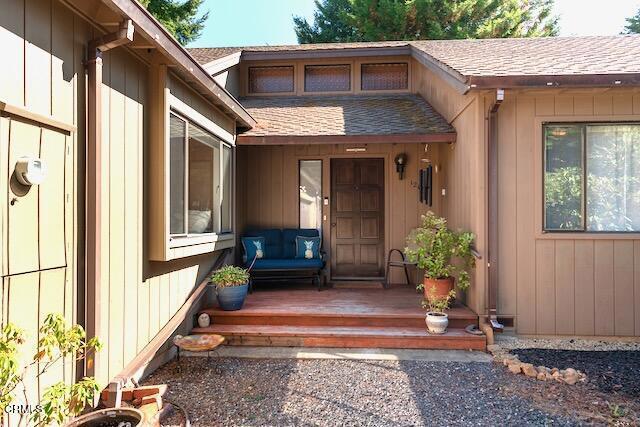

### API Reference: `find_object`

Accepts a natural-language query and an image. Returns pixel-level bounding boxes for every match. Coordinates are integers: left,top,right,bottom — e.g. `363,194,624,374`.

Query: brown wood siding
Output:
0,0,230,408
412,59,487,315
236,142,446,285
494,89,640,336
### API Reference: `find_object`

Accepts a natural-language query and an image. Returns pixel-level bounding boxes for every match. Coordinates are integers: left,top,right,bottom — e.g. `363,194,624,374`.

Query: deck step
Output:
200,307,478,329
192,325,486,351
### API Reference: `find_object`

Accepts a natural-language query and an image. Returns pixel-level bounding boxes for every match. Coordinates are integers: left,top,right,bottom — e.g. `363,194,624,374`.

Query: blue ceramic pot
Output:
216,283,248,311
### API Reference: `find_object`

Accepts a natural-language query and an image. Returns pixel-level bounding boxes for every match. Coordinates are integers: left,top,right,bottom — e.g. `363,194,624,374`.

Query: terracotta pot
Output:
423,277,454,300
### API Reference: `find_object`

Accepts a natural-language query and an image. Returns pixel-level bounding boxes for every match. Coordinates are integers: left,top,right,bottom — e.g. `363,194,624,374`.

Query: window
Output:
544,123,640,232
299,160,322,231
169,112,233,237
248,66,294,94
221,144,233,232
361,63,408,91
304,64,350,92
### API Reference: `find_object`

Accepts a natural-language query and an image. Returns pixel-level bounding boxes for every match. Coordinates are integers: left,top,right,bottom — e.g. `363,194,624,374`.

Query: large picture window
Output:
544,123,640,232
299,160,322,231
169,112,233,237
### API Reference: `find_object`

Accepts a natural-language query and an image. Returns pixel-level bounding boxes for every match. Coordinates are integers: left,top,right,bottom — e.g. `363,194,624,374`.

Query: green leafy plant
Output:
0,313,102,426
405,212,475,291
422,288,456,313
211,265,250,289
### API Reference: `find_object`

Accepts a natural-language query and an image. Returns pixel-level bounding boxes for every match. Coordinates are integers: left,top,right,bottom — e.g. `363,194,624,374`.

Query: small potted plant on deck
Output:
405,212,475,300
211,265,250,311
422,287,456,334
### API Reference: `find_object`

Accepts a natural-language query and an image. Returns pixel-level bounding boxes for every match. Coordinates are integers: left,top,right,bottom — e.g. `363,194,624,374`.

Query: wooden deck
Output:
194,286,486,351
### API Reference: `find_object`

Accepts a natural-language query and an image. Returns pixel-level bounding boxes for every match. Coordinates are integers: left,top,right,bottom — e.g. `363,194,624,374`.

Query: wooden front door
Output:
330,158,385,279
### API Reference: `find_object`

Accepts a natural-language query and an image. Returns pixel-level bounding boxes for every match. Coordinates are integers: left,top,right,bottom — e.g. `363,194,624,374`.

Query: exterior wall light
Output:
394,152,407,180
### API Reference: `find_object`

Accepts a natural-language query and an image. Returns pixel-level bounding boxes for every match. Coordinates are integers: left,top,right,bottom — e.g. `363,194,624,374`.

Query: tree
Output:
140,0,209,45
294,0,559,43
623,8,640,34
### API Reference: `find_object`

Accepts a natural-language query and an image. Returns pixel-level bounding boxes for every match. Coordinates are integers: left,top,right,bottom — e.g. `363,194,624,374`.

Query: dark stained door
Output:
330,158,385,279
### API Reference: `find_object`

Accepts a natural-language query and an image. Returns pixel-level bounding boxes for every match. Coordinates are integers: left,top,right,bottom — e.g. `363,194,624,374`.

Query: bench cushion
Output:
249,258,324,270
283,228,319,258
244,229,283,259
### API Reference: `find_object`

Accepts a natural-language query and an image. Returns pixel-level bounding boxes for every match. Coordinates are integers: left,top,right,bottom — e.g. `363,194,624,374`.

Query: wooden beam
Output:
237,133,457,145
0,101,75,133
89,19,134,52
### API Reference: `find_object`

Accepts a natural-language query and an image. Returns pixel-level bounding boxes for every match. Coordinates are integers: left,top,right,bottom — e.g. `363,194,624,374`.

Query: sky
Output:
187,0,640,48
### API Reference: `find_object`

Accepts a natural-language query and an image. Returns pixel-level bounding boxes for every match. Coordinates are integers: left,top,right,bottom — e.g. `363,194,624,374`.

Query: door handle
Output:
331,223,337,227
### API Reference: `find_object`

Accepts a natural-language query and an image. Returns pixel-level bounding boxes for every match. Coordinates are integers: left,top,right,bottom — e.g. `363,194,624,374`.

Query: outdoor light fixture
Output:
394,152,407,180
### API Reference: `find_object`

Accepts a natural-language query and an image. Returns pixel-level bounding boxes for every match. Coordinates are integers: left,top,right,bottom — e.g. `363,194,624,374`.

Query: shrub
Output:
0,313,102,426
405,211,475,291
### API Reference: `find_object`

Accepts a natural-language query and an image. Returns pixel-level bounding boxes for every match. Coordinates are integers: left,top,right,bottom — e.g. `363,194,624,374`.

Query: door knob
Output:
331,223,337,227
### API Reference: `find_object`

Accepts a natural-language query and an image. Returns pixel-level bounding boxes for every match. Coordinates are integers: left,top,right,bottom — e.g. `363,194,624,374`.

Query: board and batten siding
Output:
236,142,447,285
412,59,487,316
0,0,91,415
493,90,640,336
0,0,229,411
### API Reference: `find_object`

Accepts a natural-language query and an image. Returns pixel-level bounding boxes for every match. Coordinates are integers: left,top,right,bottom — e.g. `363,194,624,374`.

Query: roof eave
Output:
240,45,412,61
409,45,471,94
467,74,640,90
203,51,242,76
237,133,457,145
100,0,256,129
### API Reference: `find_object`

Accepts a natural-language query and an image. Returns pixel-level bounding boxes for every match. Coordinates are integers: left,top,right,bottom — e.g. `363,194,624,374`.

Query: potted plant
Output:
405,212,475,300
211,265,250,311
422,288,456,334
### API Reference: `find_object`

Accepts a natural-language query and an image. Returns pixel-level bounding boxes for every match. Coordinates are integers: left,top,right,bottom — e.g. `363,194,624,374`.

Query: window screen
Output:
305,64,350,92
361,63,408,91
248,66,294,93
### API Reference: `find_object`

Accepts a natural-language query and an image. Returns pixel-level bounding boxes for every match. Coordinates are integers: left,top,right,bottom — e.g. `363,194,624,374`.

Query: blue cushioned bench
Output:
242,228,326,291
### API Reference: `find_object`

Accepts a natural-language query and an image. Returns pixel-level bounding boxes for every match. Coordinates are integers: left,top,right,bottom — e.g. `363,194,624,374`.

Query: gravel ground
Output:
496,335,640,352
145,357,587,427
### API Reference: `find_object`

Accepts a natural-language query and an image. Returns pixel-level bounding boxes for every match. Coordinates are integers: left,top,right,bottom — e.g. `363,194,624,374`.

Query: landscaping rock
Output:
508,363,522,374
521,363,538,378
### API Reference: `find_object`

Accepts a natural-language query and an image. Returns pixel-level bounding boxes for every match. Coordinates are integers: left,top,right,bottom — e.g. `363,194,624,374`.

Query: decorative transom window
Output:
169,112,233,238
543,123,640,232
248,66,294,94
361,63,408,91
304,64,350,92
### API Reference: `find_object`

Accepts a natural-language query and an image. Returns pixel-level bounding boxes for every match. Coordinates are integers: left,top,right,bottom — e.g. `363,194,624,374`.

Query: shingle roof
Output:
410,36,640,77
238,94,454,139
188,35,640,80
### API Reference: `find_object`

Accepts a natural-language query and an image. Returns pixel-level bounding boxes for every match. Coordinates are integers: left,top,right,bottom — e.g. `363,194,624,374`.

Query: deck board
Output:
203,286,476,318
